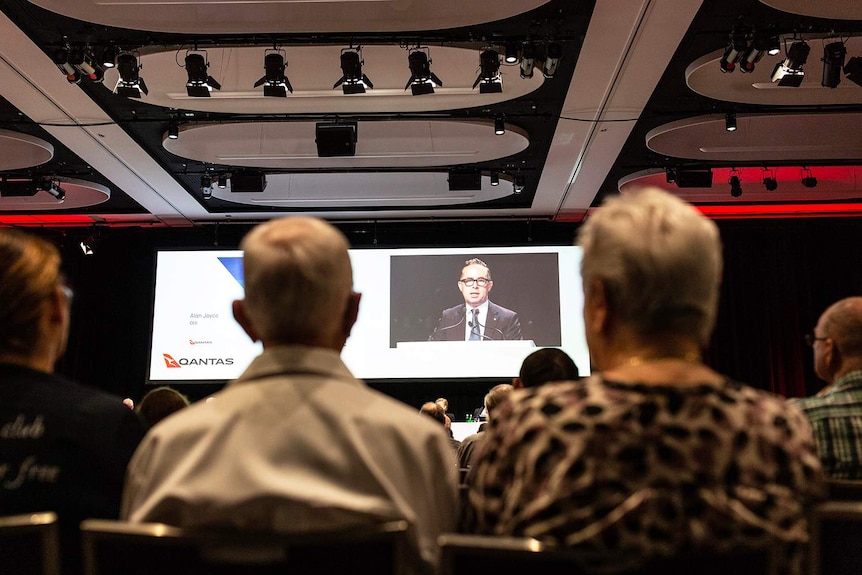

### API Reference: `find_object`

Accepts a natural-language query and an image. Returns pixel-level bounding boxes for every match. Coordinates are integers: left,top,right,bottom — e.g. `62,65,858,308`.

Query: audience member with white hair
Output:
122,217,458,572
463,187,824,572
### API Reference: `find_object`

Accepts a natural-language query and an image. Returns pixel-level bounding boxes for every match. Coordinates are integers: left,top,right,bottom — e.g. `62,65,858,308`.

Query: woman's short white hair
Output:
240,216,353,344
577,186,723,344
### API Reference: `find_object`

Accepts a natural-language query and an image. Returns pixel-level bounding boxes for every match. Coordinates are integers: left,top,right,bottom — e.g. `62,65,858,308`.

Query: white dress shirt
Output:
464,301,489,340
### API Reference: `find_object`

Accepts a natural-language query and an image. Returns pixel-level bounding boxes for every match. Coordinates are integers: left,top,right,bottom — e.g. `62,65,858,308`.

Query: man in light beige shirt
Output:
122,217,458,571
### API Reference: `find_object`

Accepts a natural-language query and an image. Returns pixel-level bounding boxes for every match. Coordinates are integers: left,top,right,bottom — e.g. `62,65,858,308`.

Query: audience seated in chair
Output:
513,347,579,389
421,401,461,454
121,217,457,574
0,228,146,575
136,386,190,427
789,297,862,479
457,384,512,470
461,187,825,574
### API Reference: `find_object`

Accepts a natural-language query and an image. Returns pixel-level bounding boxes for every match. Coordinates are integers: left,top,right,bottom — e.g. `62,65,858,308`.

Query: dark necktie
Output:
470,308,481,340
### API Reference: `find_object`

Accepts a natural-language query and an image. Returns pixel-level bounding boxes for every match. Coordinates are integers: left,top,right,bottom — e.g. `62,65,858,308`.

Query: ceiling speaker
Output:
230,171,267,193
448,170,482,191
316,123,357,157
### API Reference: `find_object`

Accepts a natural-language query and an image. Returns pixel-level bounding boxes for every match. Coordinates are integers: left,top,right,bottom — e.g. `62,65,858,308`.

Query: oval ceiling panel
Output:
619,167,862,203
208,172,515,208
758,0,862,20
0,130,54,171
646,113,862,162
164,120,529,169
27,0,551,34
104,45,541,114
686,40,862,106
0,178,110,210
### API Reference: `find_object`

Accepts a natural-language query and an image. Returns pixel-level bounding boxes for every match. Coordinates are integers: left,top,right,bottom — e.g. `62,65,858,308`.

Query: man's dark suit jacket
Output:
429,301,523,341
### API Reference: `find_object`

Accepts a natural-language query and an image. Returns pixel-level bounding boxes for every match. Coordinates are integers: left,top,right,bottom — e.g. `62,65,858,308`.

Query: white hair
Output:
240,216,353,344
577,187,723,344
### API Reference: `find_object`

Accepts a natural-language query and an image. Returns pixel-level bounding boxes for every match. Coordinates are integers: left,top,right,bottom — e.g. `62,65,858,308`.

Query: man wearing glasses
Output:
790,297,862,479
429,258,522,341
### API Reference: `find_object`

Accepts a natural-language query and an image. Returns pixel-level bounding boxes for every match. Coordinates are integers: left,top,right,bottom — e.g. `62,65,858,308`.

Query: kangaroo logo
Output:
163,353,181,368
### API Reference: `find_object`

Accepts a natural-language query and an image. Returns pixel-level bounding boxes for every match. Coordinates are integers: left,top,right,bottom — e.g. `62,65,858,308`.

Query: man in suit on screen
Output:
429,258,522,341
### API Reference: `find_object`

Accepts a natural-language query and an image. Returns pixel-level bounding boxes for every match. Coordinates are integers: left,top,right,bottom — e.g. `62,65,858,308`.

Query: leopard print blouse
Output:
462,375,826,572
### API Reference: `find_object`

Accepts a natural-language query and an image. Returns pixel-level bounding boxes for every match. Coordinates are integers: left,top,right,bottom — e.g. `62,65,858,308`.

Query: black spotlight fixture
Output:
185,51,221,97
801,168,817,188
504,42,519,64
771,40,810,87
729,172,743,197
520,41,536,78
254,49,293,97
844,57,862,87
217,173,227,189
762,169,778,191
725,112,737,132
822,41,846,88
513,173,526,193
334,47,373,94
167,121,179,140
490,172,500,186
69,48,104,83
753,27,781,56
115,52,147,98
405,48,442,96
473,49,502,93
42,179,66,202
543,42,562,78
494,115,505,135
200,174,213,199
719,26,750,73
100,45,117,68
79,232,98,256
52,48,80,84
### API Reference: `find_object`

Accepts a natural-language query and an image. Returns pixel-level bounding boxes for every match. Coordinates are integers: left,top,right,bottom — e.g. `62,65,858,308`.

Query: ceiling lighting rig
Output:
334,47,373,94
0,177,66,201
254,48,293,97
822,41,847,88
52,46,105,84
771,40,810,86
184,50,221,97
405,47,443,96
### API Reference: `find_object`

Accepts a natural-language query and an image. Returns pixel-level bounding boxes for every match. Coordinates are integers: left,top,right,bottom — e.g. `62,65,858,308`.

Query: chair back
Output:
0,512,61,575
809,500,862,575
81,519,413,575
438,532,777,575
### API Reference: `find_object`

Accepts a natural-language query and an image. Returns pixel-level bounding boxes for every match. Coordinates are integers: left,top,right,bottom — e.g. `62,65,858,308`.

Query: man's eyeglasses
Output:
459,278,490,287
804,333,828,347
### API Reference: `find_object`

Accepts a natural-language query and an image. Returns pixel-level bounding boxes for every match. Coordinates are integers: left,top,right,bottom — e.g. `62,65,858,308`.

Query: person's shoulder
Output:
488,301,518,317
440,303,463,315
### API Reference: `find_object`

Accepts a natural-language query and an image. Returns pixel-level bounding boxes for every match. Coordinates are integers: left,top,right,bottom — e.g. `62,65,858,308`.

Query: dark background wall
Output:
42,217,862,419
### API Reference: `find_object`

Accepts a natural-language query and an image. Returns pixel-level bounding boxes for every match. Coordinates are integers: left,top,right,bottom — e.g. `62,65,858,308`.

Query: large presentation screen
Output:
148,246,589,384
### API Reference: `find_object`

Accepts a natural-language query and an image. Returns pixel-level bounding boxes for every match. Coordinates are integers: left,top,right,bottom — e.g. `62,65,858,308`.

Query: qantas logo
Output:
163,353,234,368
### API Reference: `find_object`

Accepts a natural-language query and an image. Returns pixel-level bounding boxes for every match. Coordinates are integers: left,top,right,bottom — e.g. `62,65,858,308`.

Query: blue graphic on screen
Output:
218,257,244,288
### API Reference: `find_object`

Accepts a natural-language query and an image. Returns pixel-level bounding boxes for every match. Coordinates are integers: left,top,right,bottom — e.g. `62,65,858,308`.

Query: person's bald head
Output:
233,217,359,350
814,297,862,382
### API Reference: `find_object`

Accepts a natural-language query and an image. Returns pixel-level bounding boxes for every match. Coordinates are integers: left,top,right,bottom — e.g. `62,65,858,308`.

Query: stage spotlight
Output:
217,174,227,189
490,172,500,186
167,121,179,140
79,233,97,256
753,28,781,57
719,28,749,73
844,57,862,87
100,45,117,68
543,42,562,78
514,174,526,193
494,115,505,135
52,49,80,84
504,42,519,64
762,169,778,191
520,42,536,78
200,174,213,199
334,48,373,94
405,48,442,96
115,52,147,98
44,180,66,202
771,41,809,87
801,168,817,188
254,50,293,97
725,112,737,132
822,41,846,88
185,52,221,97
729,173,743,197
473,49,502,93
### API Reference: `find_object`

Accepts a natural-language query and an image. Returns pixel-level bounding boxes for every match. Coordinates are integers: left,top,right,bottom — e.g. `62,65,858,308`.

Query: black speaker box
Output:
448,171,482,191
316,123,357,157
230,171,267,193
